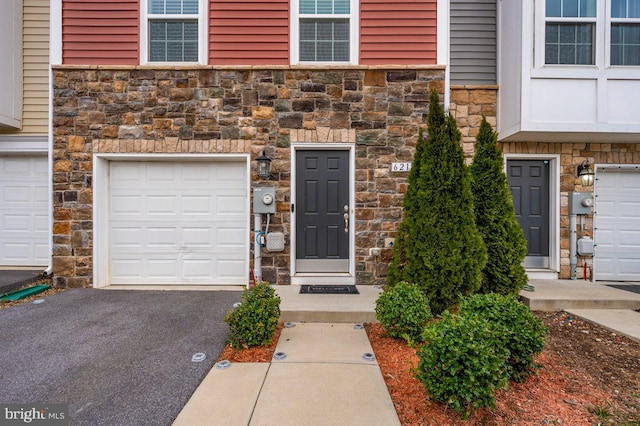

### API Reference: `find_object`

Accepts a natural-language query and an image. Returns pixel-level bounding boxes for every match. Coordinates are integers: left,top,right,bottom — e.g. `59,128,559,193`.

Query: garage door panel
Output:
217,195,247,214
218,227,246,248
595,169,640,281
0,156,49,266
109,160,248,285
182,227,213,247
182,195,213,214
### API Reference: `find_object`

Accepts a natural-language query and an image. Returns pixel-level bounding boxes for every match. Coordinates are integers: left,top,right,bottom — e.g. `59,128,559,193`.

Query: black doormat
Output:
300,285,359,294
607,284,640,295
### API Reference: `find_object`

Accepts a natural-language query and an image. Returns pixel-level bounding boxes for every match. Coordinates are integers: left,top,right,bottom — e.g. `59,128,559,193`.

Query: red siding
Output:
360,0,438,65
63,0,139,65
209,0,289,65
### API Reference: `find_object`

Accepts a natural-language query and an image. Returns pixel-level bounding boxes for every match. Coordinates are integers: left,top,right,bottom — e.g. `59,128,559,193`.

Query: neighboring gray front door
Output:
507,160,550,268
295,150,350,273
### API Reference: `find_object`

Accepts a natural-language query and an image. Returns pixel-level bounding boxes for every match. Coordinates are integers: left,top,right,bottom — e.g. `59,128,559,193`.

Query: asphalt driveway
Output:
0,288,241,425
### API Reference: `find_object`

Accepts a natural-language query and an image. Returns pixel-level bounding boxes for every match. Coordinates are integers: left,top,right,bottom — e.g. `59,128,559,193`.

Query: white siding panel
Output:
109,161,248,285
607,81,640,124
530,79,597,124
594,169,640,281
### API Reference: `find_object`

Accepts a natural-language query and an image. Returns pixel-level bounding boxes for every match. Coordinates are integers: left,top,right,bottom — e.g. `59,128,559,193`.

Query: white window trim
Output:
290,0,359,65
534,0,640,73
140,0,208,65
609,5,640,67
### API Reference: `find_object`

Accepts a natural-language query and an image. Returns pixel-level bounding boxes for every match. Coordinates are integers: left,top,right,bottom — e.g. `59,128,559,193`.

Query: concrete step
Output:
275,285,381,323
520,280,640,311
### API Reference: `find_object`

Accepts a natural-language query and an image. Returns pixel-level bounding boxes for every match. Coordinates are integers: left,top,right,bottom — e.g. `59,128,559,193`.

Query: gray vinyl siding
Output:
450,0,497,85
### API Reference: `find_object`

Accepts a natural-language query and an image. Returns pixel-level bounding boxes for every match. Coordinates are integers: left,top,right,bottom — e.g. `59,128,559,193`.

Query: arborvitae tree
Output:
470,117,528,295
389,91,487,315
387,90,446,286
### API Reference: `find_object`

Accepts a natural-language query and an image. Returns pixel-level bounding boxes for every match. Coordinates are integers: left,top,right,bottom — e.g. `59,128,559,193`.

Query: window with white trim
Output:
611,0,640,65
142,0,206,64
545,0,596,64
293,0,358,63
541,0,640,66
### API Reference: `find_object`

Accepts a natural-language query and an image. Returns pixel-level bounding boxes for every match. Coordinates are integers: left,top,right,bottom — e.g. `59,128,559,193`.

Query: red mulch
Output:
365,312,640,425
217,323,283,363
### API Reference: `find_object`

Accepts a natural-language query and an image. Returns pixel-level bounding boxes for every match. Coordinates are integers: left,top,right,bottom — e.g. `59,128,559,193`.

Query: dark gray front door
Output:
507,160,550,268
295,150,350,273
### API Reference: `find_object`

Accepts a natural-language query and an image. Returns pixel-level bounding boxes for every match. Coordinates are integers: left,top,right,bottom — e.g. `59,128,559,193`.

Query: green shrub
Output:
470,118,528,295
416,312,509,417
225,283,281,349
458,293,548,382
375,281,432,343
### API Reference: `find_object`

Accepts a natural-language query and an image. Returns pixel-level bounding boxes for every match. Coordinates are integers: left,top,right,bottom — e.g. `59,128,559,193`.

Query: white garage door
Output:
109,161,248,285
594,168,640,281
0,155,49,266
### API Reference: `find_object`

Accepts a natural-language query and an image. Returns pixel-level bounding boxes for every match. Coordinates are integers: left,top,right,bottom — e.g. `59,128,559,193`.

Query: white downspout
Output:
254,213,262,284
45,0,62,277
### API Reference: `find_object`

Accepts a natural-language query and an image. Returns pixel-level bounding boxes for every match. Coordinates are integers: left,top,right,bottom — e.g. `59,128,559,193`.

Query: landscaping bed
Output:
217,312,640,425
367,312,640,425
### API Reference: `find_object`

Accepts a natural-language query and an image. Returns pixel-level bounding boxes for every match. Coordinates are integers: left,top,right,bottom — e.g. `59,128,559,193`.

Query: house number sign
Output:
391,162,412,172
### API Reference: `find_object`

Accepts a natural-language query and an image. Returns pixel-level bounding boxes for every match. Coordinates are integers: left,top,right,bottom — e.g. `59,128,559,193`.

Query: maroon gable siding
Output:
209,0,289,65
360,0,438,65
63,0,139,65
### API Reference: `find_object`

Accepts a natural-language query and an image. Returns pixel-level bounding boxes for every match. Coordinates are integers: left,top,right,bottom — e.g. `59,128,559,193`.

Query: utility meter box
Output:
253,187,276,214
569,191,593,215
577,236,594,256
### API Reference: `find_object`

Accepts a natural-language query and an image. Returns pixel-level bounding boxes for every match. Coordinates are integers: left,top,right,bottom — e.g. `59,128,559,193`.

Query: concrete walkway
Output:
173,322,400,426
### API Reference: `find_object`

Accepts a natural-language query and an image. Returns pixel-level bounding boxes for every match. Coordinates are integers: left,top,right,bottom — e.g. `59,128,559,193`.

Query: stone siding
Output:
52,66,445,287
449,85,498,160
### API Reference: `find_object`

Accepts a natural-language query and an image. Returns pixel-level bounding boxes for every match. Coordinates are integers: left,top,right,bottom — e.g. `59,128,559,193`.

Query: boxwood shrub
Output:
375,281,432,343
458,293,548,382
225,283,281,349
416,312,510,417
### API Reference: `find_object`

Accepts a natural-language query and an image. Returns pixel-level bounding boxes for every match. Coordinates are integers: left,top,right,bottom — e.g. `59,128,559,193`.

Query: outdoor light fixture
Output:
256,151,272,179
577,160,595,187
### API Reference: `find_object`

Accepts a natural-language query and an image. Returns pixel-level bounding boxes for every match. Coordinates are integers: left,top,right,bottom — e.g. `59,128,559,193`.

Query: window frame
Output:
291,0,359,65
543,0,597,65
610,0,640,66
140,0,208,65
535,0,640,69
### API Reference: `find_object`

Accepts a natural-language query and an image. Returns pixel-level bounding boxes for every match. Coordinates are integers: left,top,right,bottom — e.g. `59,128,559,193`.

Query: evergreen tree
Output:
389,91,487,315
470,117,528,295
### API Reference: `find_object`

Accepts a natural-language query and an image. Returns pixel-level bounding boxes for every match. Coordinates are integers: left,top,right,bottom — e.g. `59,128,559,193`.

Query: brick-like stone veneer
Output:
449,85,498,160
52,66,445,287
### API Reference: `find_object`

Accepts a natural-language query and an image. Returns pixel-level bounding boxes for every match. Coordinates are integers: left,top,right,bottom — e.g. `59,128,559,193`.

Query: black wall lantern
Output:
256,151,272,179
577,160,595,187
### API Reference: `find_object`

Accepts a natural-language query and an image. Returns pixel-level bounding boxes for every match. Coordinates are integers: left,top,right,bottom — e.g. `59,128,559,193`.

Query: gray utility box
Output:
569,191,594,215
253,186,276,214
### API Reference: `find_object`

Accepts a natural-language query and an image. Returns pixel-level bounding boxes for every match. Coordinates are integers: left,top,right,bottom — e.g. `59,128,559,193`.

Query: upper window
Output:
611,0,640,65
143,0,206,64
545,0,597,64
293,0,358,63
542,0,640,66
